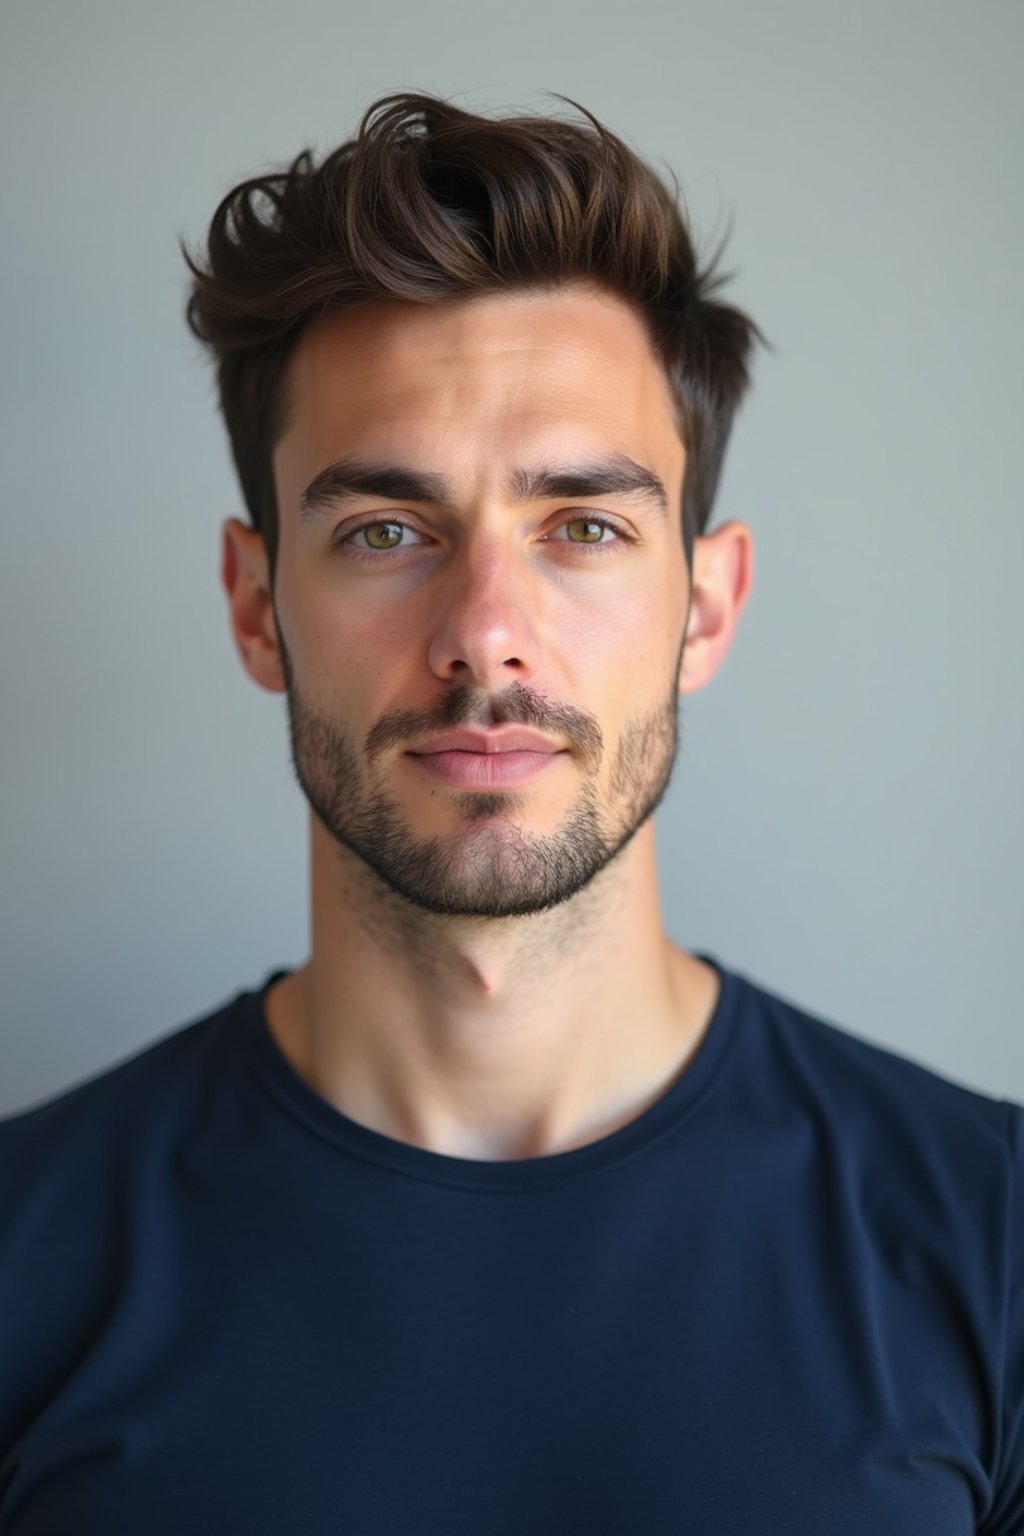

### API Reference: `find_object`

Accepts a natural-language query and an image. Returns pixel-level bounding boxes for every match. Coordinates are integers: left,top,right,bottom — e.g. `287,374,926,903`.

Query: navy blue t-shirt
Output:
1,954,1021,1533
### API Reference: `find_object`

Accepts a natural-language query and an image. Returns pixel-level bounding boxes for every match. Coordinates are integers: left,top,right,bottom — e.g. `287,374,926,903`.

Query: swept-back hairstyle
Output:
183,90,765,586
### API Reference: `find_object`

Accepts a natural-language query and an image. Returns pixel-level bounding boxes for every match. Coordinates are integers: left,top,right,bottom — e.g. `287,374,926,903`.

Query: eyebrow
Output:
297,452,670,523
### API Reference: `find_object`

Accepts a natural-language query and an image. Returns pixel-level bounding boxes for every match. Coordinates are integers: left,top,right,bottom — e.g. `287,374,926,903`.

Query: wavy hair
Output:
183,90,765,584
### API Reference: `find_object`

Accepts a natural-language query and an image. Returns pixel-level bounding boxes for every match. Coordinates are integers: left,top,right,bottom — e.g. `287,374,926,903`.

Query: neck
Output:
264,816,720,1161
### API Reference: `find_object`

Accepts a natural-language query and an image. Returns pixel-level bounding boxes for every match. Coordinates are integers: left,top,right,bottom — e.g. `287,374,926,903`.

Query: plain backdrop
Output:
1,0,1021,1116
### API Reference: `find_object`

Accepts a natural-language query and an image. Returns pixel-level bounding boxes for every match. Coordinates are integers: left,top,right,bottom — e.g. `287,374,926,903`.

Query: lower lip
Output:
406,750,565,787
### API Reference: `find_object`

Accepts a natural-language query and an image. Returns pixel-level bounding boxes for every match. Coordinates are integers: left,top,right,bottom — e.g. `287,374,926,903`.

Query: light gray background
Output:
1,0,1021,1117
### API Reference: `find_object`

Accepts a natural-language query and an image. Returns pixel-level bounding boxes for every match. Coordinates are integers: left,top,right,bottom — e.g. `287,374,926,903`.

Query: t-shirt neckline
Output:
242,951,743,1191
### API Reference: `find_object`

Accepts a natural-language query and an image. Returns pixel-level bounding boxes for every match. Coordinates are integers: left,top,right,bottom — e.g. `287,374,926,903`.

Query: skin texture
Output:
222,280,754,1160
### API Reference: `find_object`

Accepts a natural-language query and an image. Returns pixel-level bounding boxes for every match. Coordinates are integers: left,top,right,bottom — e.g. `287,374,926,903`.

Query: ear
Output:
221,517,287,694
679,519,754,696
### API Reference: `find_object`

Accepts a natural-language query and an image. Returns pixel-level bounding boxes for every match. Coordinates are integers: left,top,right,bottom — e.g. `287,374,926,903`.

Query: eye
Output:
547,516,625,548
334,511,633,562
337,519,432,557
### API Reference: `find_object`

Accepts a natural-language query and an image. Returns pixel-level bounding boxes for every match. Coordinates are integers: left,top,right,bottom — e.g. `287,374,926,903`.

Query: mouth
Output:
405,748,567,789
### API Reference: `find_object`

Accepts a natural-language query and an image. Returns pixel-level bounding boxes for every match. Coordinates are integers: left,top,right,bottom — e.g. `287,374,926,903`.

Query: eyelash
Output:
334,514,634,563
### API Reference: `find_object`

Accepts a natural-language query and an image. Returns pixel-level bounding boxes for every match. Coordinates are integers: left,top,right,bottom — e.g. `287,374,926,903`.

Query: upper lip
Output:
407,728,565,755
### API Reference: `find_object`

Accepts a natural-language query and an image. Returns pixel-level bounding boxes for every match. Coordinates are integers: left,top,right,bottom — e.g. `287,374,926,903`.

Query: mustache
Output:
366,681,604,773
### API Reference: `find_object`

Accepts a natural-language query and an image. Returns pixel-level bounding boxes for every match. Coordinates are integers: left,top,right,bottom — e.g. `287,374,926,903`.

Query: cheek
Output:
556,576,682,682
551,585,684,772
279,580,416,710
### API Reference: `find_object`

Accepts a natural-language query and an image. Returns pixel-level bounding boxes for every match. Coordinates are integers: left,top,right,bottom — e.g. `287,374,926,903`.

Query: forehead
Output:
273,283,683,494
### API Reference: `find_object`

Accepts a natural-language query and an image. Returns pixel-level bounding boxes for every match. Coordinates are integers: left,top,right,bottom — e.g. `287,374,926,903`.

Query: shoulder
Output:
0,980,263,1459
0,981,258,1219
726,965,1024,1533
734,961,1017,1133
725,962,1020,1208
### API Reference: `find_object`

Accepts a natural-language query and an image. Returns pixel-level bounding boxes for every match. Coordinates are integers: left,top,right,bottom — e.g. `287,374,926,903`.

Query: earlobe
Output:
220,517,288,695
678,519,754,696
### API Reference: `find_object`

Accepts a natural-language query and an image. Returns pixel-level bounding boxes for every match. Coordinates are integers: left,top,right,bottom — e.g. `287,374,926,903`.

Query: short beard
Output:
278,637,684,921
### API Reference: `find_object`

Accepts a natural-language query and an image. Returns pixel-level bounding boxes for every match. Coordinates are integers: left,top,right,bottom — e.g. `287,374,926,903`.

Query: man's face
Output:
269,282,690,919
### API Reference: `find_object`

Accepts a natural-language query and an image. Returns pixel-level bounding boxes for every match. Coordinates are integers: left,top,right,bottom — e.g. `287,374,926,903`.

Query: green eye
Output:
362,522,405,549
565,518,609,543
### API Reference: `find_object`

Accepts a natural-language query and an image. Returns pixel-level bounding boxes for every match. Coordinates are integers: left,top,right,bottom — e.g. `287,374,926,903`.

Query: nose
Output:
426,536,544,692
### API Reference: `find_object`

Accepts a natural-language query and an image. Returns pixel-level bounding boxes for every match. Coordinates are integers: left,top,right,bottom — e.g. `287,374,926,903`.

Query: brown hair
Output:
183,89,765,587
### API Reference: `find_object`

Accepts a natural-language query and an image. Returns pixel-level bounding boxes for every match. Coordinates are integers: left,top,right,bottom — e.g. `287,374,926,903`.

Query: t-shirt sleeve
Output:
983,1102,1024,1534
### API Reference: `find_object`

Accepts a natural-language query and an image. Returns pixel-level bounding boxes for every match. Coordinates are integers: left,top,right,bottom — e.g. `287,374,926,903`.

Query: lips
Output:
407,728,564,756
403,727,568,789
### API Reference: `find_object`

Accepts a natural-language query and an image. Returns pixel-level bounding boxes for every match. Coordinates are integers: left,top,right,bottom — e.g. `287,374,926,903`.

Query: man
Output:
0,89,1020,1534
